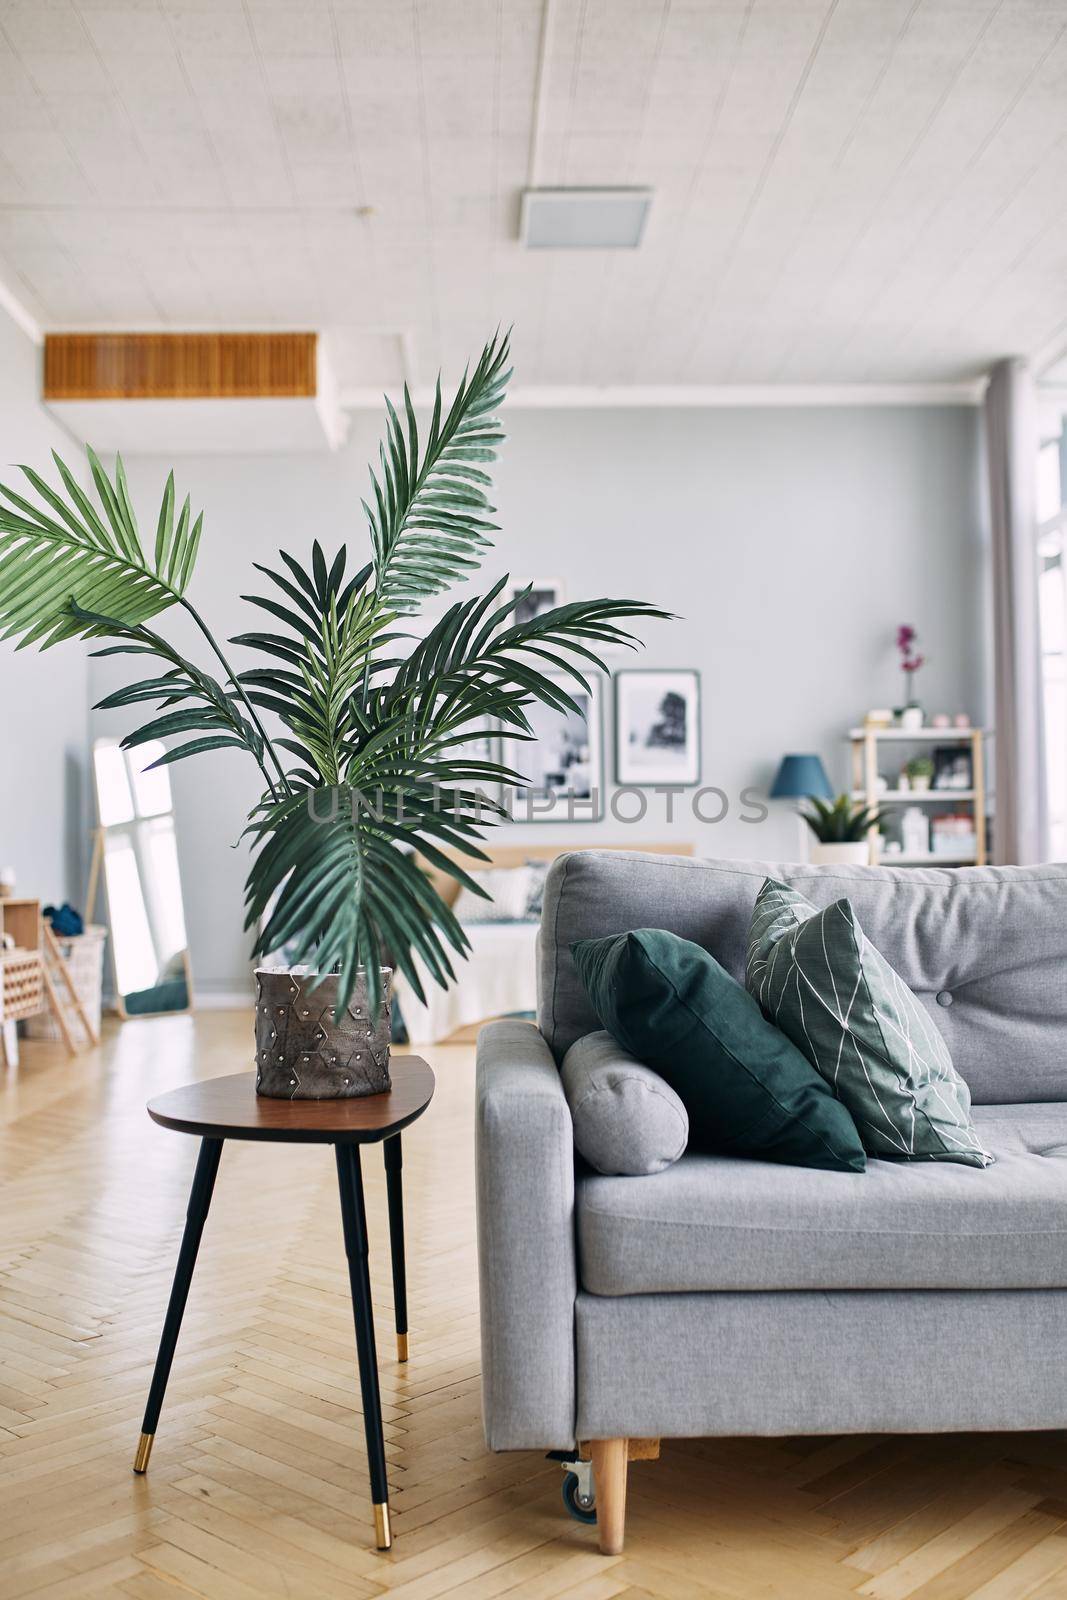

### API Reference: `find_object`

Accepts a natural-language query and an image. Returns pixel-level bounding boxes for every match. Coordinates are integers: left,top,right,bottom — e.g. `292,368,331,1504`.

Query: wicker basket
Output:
1,949,43,1022
26,925,108,1043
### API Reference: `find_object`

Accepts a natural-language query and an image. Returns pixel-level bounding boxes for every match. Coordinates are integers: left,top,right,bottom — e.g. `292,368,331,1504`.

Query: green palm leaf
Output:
384,577,671,738
365,332,511,612
245,770,497,1015
0,449,202,648
79,606,267,776
234,541,403,785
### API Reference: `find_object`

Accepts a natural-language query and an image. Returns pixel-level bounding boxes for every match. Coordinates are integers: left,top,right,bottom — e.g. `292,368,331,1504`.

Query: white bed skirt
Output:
393,921,540,1044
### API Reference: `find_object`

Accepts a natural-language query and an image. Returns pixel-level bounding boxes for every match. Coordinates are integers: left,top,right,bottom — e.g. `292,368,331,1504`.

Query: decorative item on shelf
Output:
0,333,669,1100
931,712,951,729
932,813,978,858
769,754,834,861
934,745,974,791
954,712,972,728
904,755,935,794
898,771,911,792
901,806,931,858
863,708,894,729
614,669,700,787
799,794,883,866
0,867,14,899
896,623,926,726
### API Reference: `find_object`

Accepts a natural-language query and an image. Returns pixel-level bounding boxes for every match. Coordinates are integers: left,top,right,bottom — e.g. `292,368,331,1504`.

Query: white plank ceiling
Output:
2,0,1067,392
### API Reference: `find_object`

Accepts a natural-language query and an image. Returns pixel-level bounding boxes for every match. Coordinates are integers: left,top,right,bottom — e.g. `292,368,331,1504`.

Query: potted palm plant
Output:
800,794,882,866
0,334,667,1098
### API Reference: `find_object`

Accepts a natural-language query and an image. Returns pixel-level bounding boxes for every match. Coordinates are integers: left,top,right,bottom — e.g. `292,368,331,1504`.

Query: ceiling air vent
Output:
520,188,652,249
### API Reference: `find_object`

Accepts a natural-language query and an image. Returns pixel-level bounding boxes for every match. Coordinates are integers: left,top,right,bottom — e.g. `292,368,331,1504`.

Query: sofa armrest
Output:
476,1019,577,1450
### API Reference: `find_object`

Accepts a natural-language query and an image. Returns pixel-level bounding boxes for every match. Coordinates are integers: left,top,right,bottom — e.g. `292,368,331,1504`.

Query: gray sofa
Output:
475,850,1067,1553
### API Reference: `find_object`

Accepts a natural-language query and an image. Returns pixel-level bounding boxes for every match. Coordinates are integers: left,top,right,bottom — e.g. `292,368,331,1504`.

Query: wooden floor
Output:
4,1015,1067,1599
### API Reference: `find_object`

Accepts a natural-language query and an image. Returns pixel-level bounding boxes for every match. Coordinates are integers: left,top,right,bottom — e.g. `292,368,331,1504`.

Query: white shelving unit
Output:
855,789,976,803
847,726,991,867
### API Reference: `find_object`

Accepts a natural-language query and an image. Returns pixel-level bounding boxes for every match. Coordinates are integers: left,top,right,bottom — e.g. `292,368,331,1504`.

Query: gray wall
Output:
0,311,89,908
109,404,986,997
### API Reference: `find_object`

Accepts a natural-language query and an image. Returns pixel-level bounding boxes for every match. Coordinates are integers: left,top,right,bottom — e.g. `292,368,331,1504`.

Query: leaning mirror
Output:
90,737,192,1017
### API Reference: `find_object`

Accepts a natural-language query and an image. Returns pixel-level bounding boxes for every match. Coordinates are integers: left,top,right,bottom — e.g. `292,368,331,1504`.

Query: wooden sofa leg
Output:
590,1438,628,1555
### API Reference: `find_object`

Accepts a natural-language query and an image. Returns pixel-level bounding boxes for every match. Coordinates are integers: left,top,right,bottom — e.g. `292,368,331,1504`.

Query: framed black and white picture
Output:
501,672,603,822
510,578,564,626
614,669,701,786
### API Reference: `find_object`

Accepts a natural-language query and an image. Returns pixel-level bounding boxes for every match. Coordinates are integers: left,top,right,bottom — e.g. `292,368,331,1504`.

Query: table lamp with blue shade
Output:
770,753,834,860
769,753,834,802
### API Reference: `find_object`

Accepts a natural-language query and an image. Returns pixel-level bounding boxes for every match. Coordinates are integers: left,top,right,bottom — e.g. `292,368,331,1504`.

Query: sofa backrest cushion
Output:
538,852,1067,1105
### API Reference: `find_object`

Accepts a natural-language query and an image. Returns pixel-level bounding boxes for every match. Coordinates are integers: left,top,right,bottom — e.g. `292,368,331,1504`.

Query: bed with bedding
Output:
394,842,693,1044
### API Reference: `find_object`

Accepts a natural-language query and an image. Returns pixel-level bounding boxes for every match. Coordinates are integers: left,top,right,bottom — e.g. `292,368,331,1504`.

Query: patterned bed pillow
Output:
524,859,552,921
452,866,534,924
747,878,993,1168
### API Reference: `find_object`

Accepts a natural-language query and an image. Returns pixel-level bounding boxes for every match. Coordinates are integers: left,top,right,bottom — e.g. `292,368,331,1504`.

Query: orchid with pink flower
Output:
897,624,926,704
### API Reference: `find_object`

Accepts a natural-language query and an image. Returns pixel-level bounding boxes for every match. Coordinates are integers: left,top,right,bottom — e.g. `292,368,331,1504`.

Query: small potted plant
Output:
799,795,883,866
896,624,926,729
904,755,935,793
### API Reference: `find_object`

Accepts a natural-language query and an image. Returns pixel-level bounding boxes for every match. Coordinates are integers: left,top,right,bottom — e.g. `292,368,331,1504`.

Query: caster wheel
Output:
562,1470,597,1524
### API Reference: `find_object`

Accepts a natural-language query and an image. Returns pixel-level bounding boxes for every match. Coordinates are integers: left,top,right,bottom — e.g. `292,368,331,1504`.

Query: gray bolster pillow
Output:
561,1030,688,1177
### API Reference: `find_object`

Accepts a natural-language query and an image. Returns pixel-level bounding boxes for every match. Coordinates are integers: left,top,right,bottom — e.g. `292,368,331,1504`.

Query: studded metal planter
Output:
254,967,392,1099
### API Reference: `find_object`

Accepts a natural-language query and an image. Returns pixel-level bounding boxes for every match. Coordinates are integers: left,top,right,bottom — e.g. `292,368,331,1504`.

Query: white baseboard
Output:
195,990,254,1010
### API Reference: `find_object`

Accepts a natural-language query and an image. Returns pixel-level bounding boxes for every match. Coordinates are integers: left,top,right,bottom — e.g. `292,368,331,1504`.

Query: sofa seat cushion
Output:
577,1102,1067,1295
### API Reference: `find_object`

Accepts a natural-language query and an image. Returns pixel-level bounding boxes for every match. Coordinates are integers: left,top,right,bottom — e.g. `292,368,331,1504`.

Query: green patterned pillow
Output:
746,876,815,991
747,879,993,1168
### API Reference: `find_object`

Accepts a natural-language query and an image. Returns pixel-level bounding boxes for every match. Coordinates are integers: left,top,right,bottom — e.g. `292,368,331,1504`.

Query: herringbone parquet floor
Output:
4,1013,1067,1599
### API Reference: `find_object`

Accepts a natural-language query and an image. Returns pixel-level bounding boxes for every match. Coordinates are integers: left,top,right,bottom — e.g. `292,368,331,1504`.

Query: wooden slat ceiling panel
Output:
43,332,317,400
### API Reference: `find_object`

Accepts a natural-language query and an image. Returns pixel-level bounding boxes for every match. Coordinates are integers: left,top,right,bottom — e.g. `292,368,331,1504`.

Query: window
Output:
1038,425,1067,858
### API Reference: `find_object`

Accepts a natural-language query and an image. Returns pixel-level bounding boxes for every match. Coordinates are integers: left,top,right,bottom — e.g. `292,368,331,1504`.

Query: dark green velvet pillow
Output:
570,928,865,1172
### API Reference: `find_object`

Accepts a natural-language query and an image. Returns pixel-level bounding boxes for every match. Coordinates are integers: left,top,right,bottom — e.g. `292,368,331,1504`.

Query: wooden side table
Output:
133,1057,435,1551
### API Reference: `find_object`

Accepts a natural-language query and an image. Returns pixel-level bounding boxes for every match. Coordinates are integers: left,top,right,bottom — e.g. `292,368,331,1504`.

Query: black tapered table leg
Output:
383,1134,408,1362
335,1142,392,1550
133,1135,223,1473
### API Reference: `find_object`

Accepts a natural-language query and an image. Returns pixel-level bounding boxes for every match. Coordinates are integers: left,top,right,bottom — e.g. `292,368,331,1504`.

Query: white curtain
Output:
986,357,1050,863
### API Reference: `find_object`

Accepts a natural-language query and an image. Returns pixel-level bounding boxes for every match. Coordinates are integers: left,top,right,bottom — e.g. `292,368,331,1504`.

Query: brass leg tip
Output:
133,1432,154,1474
373,1501,392,1550
397,1332,409,1362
